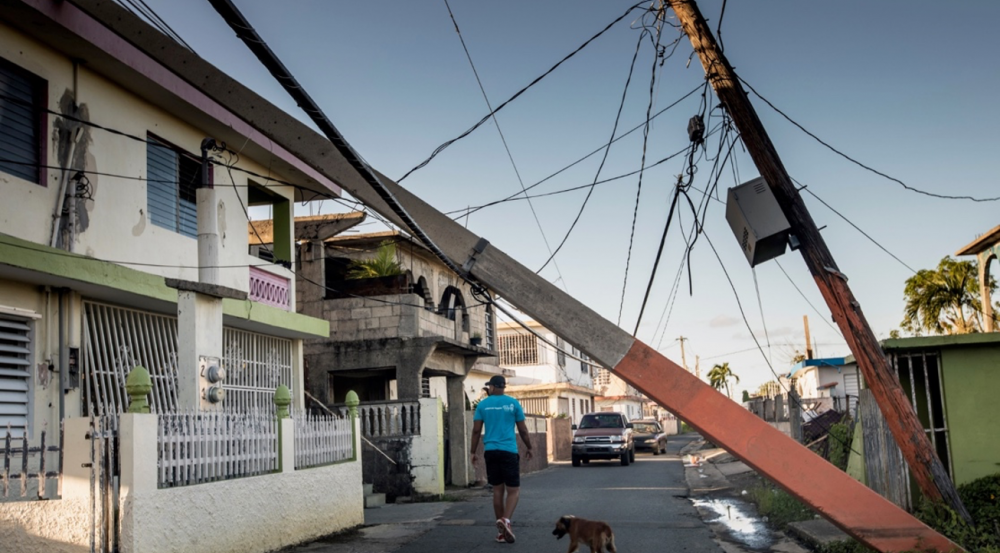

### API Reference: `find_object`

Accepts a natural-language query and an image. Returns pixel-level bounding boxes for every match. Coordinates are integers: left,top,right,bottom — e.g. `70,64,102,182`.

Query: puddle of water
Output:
690,497,772,550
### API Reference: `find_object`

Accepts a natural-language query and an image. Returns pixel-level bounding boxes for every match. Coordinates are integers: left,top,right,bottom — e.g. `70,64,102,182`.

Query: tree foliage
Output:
901,256,996,335
708,362,740,398
346,240,403,280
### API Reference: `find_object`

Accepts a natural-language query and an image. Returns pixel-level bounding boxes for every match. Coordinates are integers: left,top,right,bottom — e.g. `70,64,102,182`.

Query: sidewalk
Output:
281,495,467,553
679,438,852,550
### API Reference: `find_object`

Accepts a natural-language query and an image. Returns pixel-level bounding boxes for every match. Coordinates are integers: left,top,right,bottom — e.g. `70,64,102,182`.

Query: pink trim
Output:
249,266,290,310
25,0,339,195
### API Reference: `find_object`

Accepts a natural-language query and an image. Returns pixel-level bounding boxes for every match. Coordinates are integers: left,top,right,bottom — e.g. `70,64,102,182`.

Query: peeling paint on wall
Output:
217,199,226,244
51,90,94,249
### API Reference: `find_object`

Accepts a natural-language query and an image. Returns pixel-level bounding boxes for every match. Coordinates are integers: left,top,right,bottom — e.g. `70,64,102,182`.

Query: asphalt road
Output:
394,433,724,552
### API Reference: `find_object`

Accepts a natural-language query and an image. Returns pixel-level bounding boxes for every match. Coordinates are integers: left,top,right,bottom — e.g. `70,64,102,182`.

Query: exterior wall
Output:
410,397,444,496
594,398,645,421
547,416,572,462
319,243,494,345
120,414,362,553
0,418,91,553
792,367,820,398
499,326,593,389
0,21,297,296
321,294,468,343
940,347,1000,486
595,368,640,398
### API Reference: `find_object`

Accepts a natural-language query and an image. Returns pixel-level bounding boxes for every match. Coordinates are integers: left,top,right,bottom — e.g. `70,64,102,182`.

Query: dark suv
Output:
571,412,635,466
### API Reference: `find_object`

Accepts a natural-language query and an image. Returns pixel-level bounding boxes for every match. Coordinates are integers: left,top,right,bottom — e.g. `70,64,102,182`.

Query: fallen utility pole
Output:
665,0,969,522
137,0,965,549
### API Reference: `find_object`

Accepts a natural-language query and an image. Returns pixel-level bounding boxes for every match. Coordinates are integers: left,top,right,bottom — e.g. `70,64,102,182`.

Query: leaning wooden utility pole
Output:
665,0,970,522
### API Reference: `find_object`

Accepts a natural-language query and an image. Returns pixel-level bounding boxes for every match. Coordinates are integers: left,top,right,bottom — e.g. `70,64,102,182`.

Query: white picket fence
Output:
157,410,277,488
293,411,354,469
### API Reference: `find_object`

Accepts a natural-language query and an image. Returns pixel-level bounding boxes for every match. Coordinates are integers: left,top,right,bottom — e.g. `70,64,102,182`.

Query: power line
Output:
796,180,918,274
774,260,842,337
632,82,721,334
536,27,649,274
740,77,1000,203
117,0,195,52
397,1,650,183
701,229,859,455
442,0,569,292
618,21,665,327
752,266,773,366
448,102,705,219
447,84,702,221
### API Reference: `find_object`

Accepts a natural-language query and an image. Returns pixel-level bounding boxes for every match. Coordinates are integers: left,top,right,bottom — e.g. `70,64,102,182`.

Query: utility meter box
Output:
725,177,791,267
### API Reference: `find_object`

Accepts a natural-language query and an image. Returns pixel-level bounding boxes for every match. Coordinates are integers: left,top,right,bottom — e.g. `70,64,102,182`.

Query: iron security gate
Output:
889,350,952,478
87,416,119,553
83,302,179,415
83,301,293,415
222,328,293,413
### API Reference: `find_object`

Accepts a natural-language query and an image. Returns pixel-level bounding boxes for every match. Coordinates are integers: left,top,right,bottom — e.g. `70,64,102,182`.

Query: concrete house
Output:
497,320,597,426
0,1,370,552
852,334,1000,490
271,219,505,494
780,357,860,416
593,366,645,421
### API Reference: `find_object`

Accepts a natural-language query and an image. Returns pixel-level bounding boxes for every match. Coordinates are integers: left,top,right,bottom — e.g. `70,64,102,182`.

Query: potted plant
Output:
341,240,409,297
470,332,483,346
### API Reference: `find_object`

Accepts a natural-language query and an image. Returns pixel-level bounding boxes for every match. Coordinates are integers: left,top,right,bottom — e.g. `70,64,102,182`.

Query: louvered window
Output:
0,58,44,184
147,134,201,238
0,316,32,437
484,304,495,350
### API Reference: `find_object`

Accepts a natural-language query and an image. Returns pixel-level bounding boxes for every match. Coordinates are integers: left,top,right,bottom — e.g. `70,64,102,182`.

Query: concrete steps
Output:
363,483,386,508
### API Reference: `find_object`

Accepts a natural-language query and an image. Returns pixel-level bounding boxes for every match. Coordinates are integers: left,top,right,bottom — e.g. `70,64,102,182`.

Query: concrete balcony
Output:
322,293,487,349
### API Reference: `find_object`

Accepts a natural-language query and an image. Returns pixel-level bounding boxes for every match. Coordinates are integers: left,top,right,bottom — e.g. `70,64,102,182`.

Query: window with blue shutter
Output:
0,316,32,438
0,58,44,184
146,134,201,238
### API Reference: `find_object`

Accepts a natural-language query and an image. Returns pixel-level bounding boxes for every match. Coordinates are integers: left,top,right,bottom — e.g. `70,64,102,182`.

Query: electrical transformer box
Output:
725,177,791,267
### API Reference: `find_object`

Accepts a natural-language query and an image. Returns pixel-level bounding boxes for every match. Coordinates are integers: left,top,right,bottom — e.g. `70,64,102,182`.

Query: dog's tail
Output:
604,528,616,553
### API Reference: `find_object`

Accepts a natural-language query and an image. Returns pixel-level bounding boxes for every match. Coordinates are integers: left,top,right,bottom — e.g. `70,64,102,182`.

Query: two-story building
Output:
593,366,646,421
253,217,503,488
496,320,596,426
0,1,371,551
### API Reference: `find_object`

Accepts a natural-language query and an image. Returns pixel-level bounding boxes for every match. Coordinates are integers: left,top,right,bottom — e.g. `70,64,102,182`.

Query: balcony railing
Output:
249,266,290,310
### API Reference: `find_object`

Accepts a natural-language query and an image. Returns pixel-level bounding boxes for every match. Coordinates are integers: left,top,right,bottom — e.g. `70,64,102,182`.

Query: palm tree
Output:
346,240,403,280
900,256,996,335
708,362,740,398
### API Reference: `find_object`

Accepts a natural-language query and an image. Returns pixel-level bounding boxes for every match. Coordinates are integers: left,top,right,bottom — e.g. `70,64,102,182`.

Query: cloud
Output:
709,315,740,328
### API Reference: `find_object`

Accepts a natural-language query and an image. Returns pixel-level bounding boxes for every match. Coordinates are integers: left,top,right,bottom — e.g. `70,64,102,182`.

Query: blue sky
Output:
142,0,1000,394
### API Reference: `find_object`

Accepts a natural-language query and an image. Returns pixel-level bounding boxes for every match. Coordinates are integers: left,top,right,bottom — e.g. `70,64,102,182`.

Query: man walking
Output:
471,375,533,544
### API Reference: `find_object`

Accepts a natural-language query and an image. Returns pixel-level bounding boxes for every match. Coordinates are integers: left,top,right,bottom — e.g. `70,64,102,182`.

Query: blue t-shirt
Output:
473,395,525,454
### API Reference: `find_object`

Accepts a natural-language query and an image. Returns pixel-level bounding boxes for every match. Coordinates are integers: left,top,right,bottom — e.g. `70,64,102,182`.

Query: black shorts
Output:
484,450,520,488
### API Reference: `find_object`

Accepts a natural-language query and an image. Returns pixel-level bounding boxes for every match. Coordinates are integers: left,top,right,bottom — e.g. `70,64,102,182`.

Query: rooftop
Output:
787,357,847,379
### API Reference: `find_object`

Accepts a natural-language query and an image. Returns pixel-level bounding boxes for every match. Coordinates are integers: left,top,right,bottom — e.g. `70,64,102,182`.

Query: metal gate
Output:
87,416,120,553
83,301,179,415
83,301,293,416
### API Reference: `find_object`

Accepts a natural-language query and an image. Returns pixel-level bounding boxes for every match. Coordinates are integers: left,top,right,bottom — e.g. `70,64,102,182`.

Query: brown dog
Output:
552,515,616,553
